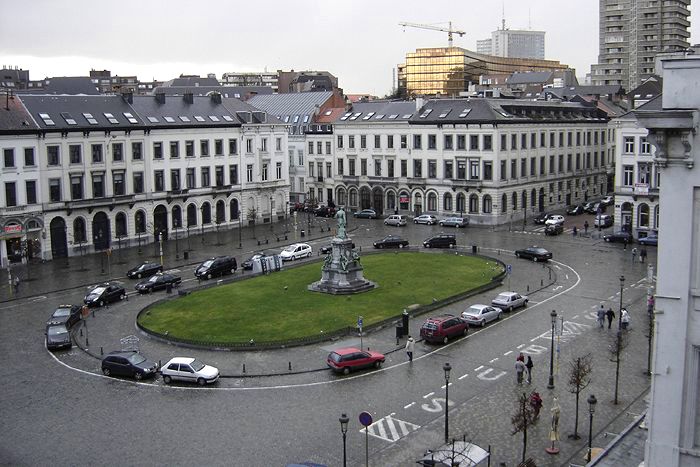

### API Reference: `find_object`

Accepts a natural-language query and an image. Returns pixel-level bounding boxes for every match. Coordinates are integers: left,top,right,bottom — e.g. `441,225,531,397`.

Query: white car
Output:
414,214,438,225
491,291,529,312
161,357,220,385
384,215,407,226
544,215,565,226
279,243,312,261
461,304,502,327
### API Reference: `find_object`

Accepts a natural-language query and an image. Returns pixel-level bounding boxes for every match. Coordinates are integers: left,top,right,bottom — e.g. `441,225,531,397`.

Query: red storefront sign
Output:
399,196,409,203
4,225,22,234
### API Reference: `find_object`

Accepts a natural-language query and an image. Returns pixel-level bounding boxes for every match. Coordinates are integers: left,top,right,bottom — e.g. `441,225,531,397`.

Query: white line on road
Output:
572,315,579,319
565,274,569,280
517,344,525,349
554,265,561,270
423,392,434,399
553,285,563,291
458,374,469,380
404,402,415,409
440,382,453,389
608,295,616,300
504,351,513,356
489,358,499,363
474,365,484,371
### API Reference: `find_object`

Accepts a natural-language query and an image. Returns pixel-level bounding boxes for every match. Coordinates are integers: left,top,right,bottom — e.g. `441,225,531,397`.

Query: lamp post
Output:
270,196,274,232
587,394,597,462
548,310,557,389
614,275,625,404
443,362,452,443
339,413,349,467
158,232,164,266
618,275,625,329
238,208,242,249
174,226,179,260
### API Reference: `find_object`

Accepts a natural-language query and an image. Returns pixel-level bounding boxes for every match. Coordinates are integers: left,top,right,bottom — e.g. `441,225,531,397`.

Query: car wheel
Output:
533,257,538,262
515,252,520,258
463,327,468,336
480,320,486,327
163,375,172,384
134,372,143,381
307,252,312,258
197,378,206,386
374,361,382,369
98,300,104,307
442,336,449,344
231,268,236,274
414,220,418,224
137,273,142,279
605,238,610,242
342,367,350,375
425,244,431,248
102,367,111,376
399,244,404,249
497,313,503,320
120,293,126,300
524,300,528,307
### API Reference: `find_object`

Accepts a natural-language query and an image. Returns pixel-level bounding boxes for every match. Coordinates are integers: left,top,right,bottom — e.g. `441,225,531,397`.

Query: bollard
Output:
159,360,162,369
257,240,261,246
80,329,83,337
243,363,246,373
92,309,96,318
527,284,530,292
265,239,269,244
549,269,552,280
541,279,544,286
285,235,288,240
288,362,292,371
100,346,103,356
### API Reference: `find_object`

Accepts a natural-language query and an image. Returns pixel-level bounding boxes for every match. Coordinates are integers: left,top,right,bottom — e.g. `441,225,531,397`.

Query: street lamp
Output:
269,196,273,232
618,275,625,329
548,310,557,389
614,275,625,404
339,413,349,467
587,394,597,462
238,207,242,249
443,362,452,443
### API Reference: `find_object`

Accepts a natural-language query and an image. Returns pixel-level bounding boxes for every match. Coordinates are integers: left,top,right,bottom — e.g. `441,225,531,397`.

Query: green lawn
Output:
138,252,503,344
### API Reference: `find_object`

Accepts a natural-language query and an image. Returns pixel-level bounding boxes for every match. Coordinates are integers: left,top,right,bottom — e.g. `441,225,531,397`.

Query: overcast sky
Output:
2,0,698,96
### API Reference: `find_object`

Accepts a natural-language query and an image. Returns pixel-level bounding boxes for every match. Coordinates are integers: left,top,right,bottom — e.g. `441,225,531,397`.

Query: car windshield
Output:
127,353,147,365
495,294,510,301
532,248,548,254
283,246,296,253
190,359,205,371
466,307,482,314
53,308,70,317
329,352,341,363
90,287,106,296
201,260,214,268
137,264,147,270
147,276,159,283
47,326,68,337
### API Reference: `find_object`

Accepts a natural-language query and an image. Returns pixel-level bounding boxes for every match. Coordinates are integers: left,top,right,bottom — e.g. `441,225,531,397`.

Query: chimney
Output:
155,92,166,104
415,96,425,111
183,92,194,104
210,92,222,104
121,90,133,104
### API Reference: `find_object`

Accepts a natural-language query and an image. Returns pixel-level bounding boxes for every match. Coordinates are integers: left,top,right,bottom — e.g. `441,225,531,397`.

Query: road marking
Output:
503,350,513,356
404,402,415,409
553,285,563,291
565,274,569,280
489,358,499,363
440,382,453,389
474,365,484,371
608,295,616,300
476,368,507,381
423,392,434,399
421,397,454,413
572,315,579,319
458,373,469,380
517,344,525,349
29,295,47,302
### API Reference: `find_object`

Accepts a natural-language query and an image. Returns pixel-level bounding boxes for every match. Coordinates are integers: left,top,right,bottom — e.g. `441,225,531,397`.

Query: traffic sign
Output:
506,264,512,274
357,316,363,329
359,411,373,427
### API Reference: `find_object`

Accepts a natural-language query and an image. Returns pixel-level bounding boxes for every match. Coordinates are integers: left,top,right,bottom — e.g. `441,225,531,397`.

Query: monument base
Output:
308,237,376,295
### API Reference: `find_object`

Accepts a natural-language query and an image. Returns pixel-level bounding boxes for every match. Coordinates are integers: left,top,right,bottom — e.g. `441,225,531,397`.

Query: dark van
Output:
423,233,456,248
194,256,237,280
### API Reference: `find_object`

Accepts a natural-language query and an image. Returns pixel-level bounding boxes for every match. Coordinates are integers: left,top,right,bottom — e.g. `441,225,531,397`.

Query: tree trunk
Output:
522,397,528,462
574,389,580,438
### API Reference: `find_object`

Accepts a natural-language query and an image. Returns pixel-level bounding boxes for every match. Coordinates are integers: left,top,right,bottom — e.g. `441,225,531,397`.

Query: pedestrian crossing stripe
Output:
364,415,420,443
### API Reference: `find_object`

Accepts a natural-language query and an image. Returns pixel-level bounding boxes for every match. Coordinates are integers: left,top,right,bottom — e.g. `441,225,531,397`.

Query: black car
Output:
373,235,409,249
423,233,456,248
195,256,238,279
544,224,563,236
101,351,159,380
314,205,336,217
320,242,355,254
585,202,605,214
45,323,72,351
134,273,182,294
46,304,82,328
353,209,378,219
566,204,585,216
533,212,552,225
126,262,163,279
603,231,633,243
514,246,553,262
84,283,127,307
242,252,270,270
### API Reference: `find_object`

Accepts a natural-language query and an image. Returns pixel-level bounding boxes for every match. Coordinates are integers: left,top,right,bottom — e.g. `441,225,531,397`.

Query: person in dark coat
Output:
606,307,615,329
525,356,534,384
640,247,647,263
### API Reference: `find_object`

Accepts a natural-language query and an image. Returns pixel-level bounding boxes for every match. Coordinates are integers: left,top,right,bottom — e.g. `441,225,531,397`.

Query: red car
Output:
420,314,469,344
327,347,385,375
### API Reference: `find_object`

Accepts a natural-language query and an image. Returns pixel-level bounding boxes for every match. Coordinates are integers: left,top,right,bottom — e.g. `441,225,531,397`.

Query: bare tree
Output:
567,353,593,439
247,207,257,239
511,391,537,463
610,328,630,404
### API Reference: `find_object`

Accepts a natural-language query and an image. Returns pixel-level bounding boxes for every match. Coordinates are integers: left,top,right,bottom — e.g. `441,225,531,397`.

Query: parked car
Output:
566,204,585,216
461,304,501,327
491,291,529,312
161,357,220,385
194,256,238,279
46,304,81,328
314,205,336,217
533,212,552,225
600,195,614,207
280,243,312,261
439,217,469,228
353,209,378,219
242,251,270,270
126,262,163,279
585,202,604,214
514,246,553,262
420,314,469,344
101,351,158,380
134,273,182,294
84,282,127,307
603,231,633,243
373,235,409,249
594,214,614,228
320,242,355,254
544,215,565,226
384,214,407,226
423,233,456,248
544,224,563,236
414,214,438,225
326,347,385,375
45,323,72,351
638,234,658,246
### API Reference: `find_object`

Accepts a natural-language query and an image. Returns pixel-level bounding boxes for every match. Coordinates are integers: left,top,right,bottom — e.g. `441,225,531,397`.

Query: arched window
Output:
511,192,517,210
654,205,659,229
349,188,358,207
530,189,536,209
469,194,479,213
201,202,212,224
172,206,182,228
73,217,86,243
443,193,453,212
521,191,527,210
483,195,492,213
386,191,396,210
501,194,508,213
135,211,146,234
638,203,650,227
187,204,197,227
230,199,240,220
216,200,225,224
456,193,466,214
427,192,437,212
399,190,410,210
337,188,347,206
115,212,127,237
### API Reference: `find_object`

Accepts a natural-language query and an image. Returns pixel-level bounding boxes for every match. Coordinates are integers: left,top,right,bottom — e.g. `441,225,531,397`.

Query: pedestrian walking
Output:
596,304,606,328
584,220,589,234
606,307,615,329
624,237,628,250
572,226,578,237
621,308,630,330
631,247,638,263
525,356,534,384
405,336,415,362
515,359,526,385
640,247,647,263
12,275,19,294
517,352,525,362
530,391,543,420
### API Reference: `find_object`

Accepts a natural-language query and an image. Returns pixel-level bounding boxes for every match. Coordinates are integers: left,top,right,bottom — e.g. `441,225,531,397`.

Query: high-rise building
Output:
591,0,690,91
476,26,546,60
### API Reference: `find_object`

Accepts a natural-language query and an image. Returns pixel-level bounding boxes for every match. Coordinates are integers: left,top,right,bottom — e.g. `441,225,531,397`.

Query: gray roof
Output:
30,77,101,95
248,91,334,119
162,76,220,87
151,85,273,99
0,94,38,133
507,71,553,85
543,85,623,99
333,101,417,124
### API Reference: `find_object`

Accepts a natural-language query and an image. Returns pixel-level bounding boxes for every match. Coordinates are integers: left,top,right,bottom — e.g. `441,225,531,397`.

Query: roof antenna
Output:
528,8,532,30
501,1,506,30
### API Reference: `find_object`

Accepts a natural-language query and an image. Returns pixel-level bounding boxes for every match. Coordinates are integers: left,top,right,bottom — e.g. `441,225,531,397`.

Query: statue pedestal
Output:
308,237,375,295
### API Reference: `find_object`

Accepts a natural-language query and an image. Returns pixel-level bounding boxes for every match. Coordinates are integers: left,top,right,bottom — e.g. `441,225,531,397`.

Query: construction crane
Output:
399,21,466,47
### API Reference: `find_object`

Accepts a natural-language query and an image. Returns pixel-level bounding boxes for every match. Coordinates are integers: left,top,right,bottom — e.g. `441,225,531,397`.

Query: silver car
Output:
414,214,438,225
161,357,220,386
491,291,529,312
439,217,469,228
461,304,501,327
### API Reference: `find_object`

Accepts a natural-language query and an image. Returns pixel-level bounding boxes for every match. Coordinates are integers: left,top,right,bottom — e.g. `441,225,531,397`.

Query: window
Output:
511,134,517,150
113,171,124,196
230,165,239,185
214,139,223,156
349,159,356,176
92,173,104,198
428,160,436,178
567,154,572,172
469,160,479,179
413,135,422,150
483,135,492,151
337,135,344,149
170,141,179,159
623,165,634,186
201,167,211,187
444,135,453,150
132,142,143,160
66,145,80,164
49,178,61,202
521,133,527,150
540,132,546,147
576,153,581,170
374,135,381,149
469,194,478,213
457,160,466,179
387,135,394,149
530,133,536,149
3,149,15,168
549,155,555,174
641,137,651,154
530,157,536,176
360,135,367,149
520,158,526,178
246,138,254,153
198,140,209,157
133,172,144,194
400,160,407,177
500,134,507,151
186,168,196,189
400,135,407,149
112,143,123,161
278,162,283,180
153,142,163,160
308,142,314,154
483,195,492,213
374,159,382,177
500,160,507,180
511,160,517,179
428,134,437,150
624,137,635,153
25,180,36,204
558,154,564,173
47,146,60,166
260,138,268,153
229,138,238,155
457,135,466,150
70,175,83,200
387,159,394,177
559,132,564,147
638,162,650,184
638,203,650,227
550,133,555,147
277,138,283,152
5,182,16,207
338,159,344,175
171,169,181,190
540,156,545,175
316,141,322,154
261,163,268,181
246,164,253,182
24,148,35,166
215,166,224,186
567,132,573,147
154,170,165,192
326,141,331,154
360,159,367,176
483,161,492,180
445,161,454,179
470,135,479,150
349,136,355,149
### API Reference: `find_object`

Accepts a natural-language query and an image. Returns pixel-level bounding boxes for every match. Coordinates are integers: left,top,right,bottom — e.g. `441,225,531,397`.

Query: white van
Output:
384,215,407,226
